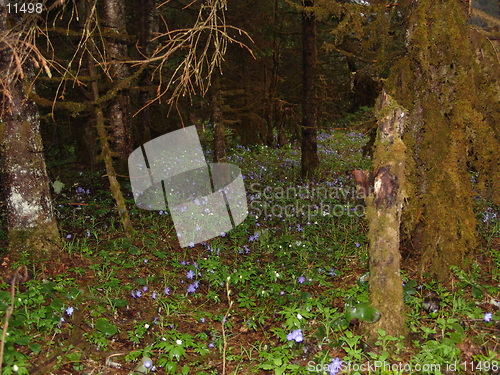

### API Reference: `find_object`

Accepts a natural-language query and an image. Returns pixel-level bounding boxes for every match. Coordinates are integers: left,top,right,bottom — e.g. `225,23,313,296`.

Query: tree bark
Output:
138,0,159,145
87,53,134,238
364,90,407,342
300,0,319,177
0,5,62,262
103,0,133,169
388,0,499,282
212,73,227,163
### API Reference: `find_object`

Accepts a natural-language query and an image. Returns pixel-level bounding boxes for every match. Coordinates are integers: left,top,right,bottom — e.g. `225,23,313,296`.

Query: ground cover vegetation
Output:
0,0,499,374
0,123,499,374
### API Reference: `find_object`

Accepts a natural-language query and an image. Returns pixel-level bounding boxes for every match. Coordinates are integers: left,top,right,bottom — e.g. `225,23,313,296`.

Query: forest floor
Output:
0,123,499,374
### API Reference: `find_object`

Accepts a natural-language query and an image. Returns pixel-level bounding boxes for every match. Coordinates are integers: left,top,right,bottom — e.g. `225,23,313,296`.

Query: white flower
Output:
297,314,303,320
176,339,182,345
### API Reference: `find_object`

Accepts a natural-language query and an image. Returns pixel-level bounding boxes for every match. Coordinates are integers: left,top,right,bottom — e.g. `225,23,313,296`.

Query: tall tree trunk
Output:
212,73,227,163
74,0,97,169
138,0,159,144
0,6,62,263
300,0,319,177
103,0,133,170
388,0,499,282
266,0,281,147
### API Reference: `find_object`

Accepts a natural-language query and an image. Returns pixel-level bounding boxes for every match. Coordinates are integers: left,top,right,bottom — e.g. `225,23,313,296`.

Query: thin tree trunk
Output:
212,73,227,163
266,0,280,147
73,0,97,169
138,0,158,144
301,0,319,177
103,0,133,168
0,6,62,262
87,54,134,238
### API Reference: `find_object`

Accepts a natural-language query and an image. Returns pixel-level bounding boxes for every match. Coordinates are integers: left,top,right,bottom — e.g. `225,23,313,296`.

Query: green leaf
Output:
471,286,484,299
112,299,128,308
14,336,30,346
345,303,381,323
448,332,464,344
163,361,177,374
95,318,118,337
52,180,65,194
65,351,82,362
29,343,41,354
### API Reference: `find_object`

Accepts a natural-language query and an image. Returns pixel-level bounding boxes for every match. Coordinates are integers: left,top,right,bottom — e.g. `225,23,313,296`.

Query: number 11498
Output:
7,3,43,14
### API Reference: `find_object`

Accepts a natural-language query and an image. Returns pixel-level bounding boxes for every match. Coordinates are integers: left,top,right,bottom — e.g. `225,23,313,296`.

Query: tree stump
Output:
354,89,408,343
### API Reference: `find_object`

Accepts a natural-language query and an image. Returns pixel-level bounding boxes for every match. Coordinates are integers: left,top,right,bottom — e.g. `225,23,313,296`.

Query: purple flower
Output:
328,357,343,375
328,268,337,277
249,232,259,242
200,318,205,323
298,276,306,284
164,287,171,295
186,270,195,279
189,242,195,248
286,329,304,343
143,259,148,264
143,359,153,369
280,291,285,295
208,342,215,348
65,306,74,316
355,242,361,248
66,234,72,239
180,261,187,266
131,290,137,298
187,283,197,293
152,291,157,300
484,312,493,322
135,290,142,298
142,286,149,292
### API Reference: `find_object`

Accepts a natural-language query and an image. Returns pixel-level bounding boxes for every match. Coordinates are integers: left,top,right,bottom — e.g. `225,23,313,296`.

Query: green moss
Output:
385,0,499,281
8,220,62,263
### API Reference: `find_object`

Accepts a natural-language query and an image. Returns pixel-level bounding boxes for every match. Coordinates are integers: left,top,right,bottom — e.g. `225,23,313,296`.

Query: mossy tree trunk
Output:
87,54,134,238
0,6,62,263
387,0,500,282
300,0,319,177
364,90,408,342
